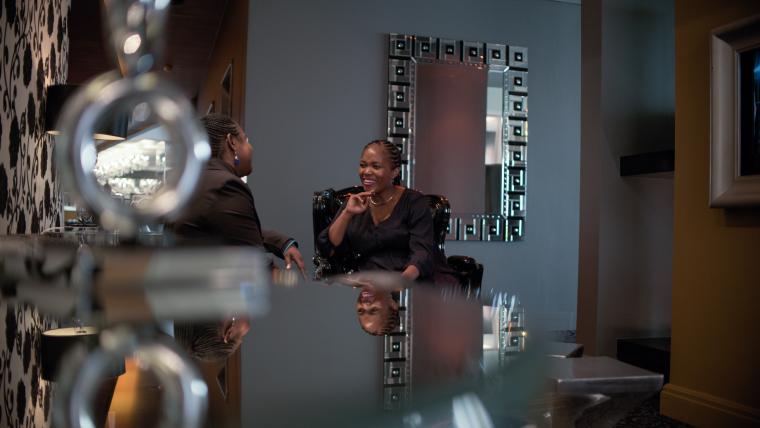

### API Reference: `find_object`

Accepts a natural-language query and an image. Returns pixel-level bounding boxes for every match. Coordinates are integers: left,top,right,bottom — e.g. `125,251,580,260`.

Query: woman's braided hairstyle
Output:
200,113,239,159
364,139,402,185
173,321,238,363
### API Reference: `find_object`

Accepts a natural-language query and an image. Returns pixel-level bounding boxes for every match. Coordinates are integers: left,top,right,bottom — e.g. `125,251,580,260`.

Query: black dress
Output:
170,158,293,256
317,188,458,285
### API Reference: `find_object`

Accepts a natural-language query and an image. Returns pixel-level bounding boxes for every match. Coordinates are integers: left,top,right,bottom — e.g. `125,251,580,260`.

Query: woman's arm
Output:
327,192,371,246
327,209,355,247
404,195,435,280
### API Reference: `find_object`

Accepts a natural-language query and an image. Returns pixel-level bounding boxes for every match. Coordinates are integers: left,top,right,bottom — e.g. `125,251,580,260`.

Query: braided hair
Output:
174,321,238,362
363,139,402,185
200,113,240,159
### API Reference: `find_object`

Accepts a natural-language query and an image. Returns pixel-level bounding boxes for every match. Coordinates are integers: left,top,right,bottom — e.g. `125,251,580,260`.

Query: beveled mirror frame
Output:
386,34,529,241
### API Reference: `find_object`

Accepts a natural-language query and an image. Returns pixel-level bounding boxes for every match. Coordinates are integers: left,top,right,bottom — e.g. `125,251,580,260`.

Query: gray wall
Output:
579,0,675,356
597,0,675,356
244,0,581,331
243,0,580,423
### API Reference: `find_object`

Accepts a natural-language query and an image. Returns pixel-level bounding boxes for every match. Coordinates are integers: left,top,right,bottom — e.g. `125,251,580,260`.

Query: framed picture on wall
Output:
710,15,760,207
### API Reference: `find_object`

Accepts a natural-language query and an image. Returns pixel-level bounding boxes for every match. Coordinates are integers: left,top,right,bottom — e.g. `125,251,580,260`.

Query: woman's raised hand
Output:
328,191,372,247
345,192,372,215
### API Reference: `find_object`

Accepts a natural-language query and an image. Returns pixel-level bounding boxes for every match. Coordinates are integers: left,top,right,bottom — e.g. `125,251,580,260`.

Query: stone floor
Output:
614,395,692,428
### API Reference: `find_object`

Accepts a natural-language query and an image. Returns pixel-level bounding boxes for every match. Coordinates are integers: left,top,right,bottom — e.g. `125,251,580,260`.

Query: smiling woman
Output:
356,289,400,336
316,140,459,286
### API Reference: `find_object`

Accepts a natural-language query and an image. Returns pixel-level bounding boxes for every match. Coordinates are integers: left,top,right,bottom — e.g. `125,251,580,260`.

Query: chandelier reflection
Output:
94,139,167,199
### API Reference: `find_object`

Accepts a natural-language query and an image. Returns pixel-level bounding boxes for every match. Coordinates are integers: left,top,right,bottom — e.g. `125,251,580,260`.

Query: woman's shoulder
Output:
402,188,429,207
403,188,426,200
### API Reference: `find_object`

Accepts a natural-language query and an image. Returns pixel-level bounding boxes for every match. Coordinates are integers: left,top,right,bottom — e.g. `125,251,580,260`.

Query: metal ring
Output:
55,328,208,428
55,71,210,233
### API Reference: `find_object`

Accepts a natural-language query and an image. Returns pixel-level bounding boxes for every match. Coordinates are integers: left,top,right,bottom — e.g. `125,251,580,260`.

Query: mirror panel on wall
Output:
386,34,529,242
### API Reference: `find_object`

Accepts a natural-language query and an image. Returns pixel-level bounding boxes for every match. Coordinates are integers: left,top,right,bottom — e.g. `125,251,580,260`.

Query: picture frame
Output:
710,15,760,207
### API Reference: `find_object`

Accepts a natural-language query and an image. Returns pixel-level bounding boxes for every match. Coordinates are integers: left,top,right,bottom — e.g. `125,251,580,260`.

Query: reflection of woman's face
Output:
356,289,399,335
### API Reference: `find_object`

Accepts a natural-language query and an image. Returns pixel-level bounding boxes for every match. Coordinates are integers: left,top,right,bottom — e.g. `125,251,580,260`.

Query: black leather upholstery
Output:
312,186,483,292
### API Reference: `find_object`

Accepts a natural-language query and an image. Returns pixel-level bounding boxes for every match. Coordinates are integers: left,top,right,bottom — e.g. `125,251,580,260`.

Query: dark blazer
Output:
171,158,292,257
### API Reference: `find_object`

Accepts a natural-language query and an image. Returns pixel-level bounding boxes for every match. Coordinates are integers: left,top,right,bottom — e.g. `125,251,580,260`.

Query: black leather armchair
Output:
312,186,483,292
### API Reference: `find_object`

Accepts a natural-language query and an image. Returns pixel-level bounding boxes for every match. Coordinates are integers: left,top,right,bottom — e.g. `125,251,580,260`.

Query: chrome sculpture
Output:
55,0,210,235
9,1,260,427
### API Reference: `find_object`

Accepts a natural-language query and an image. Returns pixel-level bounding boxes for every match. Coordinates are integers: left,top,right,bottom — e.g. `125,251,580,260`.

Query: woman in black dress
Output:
317,140,457,334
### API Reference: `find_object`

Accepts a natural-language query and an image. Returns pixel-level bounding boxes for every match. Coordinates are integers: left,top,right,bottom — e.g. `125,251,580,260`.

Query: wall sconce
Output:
41,326,126,381
41,326,126,428
45,84,128,141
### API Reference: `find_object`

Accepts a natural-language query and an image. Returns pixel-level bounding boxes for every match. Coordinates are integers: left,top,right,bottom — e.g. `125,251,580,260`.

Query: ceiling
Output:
67,0,229,102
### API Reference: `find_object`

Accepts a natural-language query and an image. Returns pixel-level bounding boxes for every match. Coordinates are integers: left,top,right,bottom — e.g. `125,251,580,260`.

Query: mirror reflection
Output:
386,35,529,241
93,103,184,212
414,62,489,215
356,288,400,336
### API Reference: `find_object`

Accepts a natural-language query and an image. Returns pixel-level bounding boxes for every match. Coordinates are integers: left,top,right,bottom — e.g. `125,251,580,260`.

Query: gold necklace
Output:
370,190,396,206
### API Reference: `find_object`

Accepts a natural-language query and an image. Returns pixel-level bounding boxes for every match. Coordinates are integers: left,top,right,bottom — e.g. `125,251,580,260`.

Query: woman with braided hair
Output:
173,113,305,273
316,140,457,335
170,113,306,355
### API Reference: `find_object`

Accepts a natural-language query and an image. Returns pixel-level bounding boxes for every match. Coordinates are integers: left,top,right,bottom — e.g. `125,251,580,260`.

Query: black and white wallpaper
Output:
1,0,70,427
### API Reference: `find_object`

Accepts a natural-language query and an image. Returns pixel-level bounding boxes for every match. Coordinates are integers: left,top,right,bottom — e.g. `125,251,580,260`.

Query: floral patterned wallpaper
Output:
1,0,70,426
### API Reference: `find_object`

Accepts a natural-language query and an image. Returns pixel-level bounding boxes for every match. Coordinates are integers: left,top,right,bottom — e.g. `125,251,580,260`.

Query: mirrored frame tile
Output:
508,45,529,70
507,145,527,168
388,84,411,110
388,111,411,137
414,36,438,60
506,70,529,94
388,59,412,84
438,38,460,62
485,43,507,66
389,33,413,58
462,41,484,65
507,94,528,119
508,119,528,144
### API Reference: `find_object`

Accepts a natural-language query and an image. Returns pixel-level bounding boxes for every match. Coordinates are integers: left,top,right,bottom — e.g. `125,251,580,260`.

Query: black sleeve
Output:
316,205,350,258
405,195,435,278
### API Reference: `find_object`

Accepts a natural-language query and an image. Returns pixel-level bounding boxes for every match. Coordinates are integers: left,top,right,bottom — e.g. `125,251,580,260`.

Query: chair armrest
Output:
447,255,484,293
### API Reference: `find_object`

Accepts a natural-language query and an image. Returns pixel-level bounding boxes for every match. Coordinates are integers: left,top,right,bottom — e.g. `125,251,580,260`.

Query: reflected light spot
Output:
155,99,179,121
81,143,97,171
136,54,154,73
190,379,208,397
132,102,151,123
123,34,142,55
126,3,145,26
194,141,211,160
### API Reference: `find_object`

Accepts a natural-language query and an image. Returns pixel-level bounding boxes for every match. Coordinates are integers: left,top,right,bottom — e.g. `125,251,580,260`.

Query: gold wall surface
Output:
662,1,760,426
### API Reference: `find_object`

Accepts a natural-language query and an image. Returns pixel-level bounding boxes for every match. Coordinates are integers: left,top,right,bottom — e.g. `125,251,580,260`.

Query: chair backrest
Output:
312,186,452,278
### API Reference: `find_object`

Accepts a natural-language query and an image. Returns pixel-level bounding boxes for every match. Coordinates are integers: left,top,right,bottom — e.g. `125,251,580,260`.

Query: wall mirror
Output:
385,34,529,242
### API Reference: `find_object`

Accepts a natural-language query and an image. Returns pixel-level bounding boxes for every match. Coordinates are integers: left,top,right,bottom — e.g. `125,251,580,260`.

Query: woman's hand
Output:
284,246,307,279
328,192,371,247
222,316,250,344
344,192,372,215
